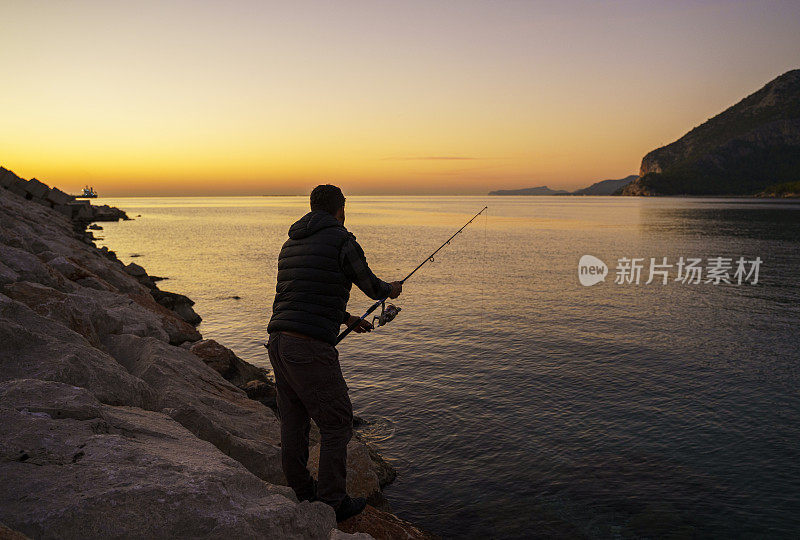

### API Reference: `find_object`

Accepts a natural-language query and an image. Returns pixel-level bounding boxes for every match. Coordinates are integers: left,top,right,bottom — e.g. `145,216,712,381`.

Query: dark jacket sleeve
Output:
339,236,392,301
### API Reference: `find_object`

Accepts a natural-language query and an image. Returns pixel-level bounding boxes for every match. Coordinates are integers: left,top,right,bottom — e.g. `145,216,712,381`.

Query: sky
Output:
2,1,799,196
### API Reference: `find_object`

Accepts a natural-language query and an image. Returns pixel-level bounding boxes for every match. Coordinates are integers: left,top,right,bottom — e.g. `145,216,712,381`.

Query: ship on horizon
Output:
75,185,98,198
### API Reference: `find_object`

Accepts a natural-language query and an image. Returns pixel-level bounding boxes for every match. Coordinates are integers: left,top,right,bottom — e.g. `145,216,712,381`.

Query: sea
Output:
95,195,800,539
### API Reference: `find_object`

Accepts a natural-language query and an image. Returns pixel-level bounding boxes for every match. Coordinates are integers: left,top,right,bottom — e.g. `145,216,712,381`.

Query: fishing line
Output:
336,206,488,345
482,206,488,340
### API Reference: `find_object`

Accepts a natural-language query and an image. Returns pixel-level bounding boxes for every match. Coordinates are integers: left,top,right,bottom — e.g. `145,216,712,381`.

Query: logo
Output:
578,255,608,286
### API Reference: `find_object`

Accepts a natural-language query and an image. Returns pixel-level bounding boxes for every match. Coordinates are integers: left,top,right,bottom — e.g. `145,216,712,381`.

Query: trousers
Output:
267,331,353,507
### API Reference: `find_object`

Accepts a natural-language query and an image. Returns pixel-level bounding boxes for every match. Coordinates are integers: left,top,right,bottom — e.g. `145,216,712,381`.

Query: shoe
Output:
296,479,317,502
335,495,367,522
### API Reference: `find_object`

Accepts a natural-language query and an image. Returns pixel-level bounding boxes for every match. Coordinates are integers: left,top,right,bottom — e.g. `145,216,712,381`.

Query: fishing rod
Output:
336,206,488,345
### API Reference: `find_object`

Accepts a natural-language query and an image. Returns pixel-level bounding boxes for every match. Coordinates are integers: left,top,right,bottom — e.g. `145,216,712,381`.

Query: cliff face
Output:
0,172,428,539
623,69,800,195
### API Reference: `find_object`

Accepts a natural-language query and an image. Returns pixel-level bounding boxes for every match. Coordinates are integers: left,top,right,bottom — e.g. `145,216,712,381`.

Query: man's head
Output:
310,184,346,223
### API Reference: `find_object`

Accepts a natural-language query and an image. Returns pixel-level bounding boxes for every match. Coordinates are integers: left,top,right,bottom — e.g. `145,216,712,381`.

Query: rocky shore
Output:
0,168,432,539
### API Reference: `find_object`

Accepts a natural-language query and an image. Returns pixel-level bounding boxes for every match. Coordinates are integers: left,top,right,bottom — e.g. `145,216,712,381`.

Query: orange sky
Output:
2,1,799,196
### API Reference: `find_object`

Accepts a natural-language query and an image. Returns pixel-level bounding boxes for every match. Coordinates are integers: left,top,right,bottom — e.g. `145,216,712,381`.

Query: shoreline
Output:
0,168,432,539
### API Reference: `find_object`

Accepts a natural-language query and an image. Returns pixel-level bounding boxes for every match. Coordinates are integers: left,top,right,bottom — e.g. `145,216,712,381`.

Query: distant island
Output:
488,175,637,196
573,175,638,195
622,69,800,196
488,186,570,196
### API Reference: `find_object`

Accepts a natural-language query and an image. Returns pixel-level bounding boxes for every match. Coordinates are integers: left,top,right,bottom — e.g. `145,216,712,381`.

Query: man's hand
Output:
388,281,403,299
346,315,374,333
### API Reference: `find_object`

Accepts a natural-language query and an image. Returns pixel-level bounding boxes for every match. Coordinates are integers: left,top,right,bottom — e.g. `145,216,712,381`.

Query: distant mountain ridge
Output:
489,186,569,196
488,175,636,196
623,69,800,195
573,175,638,195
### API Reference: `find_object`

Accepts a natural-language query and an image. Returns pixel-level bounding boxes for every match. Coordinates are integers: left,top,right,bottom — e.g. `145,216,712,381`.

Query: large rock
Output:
329,530,375,540
0,380,336,539
0,522,30,540
338,506,435,540
127,291,201,344
0,379,103,421
190,339,269,387
151,289,202,324
3,281,122,348
0,245,69,291
22,178,49,200
309,440,382,502
103,334,285,484
45,187,72,206
0,294,157,408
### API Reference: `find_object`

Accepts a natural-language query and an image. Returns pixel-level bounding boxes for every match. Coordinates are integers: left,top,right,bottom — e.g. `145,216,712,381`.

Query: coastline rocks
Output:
190,339,269,388
102,334,285,484
151,289,202,325
338,506,435,540
0,379,103,421
309,440,381,503
0,383,336,539
124,262,147,277
330,531,374,540
0,294,157,408
0,175,411,538
127,291,201,344
0,522,30,540
3,281,123,348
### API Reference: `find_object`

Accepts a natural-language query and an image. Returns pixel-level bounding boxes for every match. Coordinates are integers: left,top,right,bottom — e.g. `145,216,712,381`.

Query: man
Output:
267,184,402,522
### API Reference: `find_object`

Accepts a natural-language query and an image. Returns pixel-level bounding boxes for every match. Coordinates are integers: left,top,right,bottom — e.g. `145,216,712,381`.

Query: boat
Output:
75,186,98,198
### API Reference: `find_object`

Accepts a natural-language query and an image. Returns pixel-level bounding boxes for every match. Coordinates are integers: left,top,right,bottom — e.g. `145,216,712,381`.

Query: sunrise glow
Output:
2,1,799,195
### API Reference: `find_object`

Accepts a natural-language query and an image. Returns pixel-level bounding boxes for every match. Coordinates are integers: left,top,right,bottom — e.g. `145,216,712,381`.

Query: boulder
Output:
91,204,129,221
68,202,94,221
22,178,49,200
75,287,171,343
45,187,72,207
151,289,202,324
2,281,122,348
127,292,201,344
243,379,278,409
361,438,398,488
0,167,18,189
0,385,336,539
0,294,157,408
0,262,19,286
0,245,68,291
0,522,30,540
66,251,145,294
309,440,382,502
124,262,147,277
102,334,285,484
330,530,375,540
190,339,268,387
0,379,103,421
338,506,435,540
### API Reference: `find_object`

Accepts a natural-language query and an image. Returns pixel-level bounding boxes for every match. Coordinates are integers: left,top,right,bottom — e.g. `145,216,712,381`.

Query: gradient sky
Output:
2,1,799,195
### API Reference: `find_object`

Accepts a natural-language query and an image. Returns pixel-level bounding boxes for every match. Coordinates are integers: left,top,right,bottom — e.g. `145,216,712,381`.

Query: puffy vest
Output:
267,211,352,344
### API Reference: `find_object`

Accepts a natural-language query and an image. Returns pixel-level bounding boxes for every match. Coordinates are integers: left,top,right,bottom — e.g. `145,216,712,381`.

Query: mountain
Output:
488,186,570,196
573,175,638,195
622,69,800,196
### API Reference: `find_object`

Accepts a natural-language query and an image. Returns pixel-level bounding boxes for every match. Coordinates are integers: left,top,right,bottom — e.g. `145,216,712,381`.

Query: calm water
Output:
96,196,800,539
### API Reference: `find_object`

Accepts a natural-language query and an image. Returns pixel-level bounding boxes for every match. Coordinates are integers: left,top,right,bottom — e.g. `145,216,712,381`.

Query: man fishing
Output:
266,184,402,522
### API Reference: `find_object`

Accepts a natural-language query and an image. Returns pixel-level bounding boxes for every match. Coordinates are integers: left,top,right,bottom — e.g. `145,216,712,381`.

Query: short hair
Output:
310,184,346,214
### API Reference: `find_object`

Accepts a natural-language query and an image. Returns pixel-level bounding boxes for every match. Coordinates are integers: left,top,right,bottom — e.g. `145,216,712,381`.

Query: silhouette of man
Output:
267,184,401,522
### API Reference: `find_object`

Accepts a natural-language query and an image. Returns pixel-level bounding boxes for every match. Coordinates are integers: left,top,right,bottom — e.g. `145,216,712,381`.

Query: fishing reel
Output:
373,301,401,328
